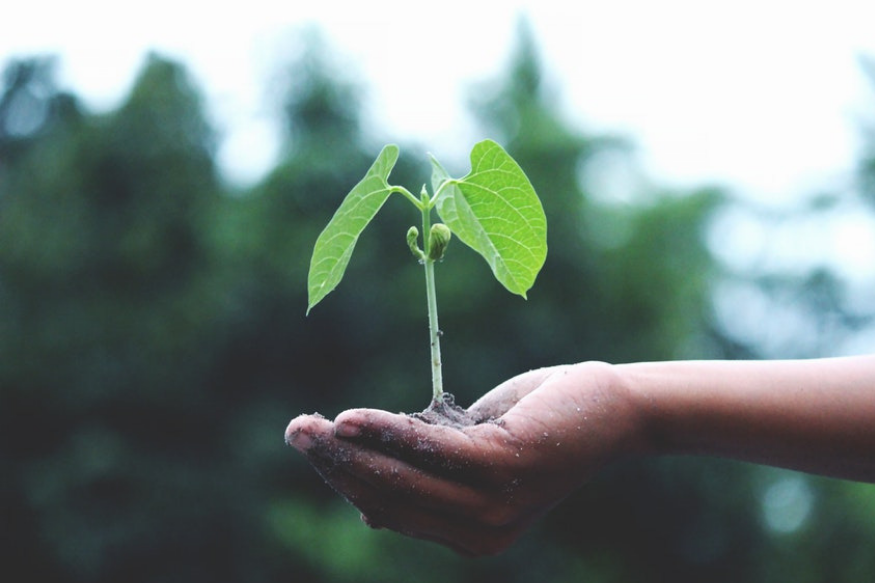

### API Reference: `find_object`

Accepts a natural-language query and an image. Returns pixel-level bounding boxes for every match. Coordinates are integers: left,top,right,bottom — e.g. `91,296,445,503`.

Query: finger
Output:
285,412,487,512
333,408,521,477
314,459,524,557
285,413,334,452
301,425,501,516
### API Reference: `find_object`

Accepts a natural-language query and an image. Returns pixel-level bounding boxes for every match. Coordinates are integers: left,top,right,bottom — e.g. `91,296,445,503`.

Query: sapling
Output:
307,139,547,417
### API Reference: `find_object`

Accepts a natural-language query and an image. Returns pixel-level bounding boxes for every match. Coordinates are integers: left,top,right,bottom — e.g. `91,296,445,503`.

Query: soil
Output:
410,391,486,429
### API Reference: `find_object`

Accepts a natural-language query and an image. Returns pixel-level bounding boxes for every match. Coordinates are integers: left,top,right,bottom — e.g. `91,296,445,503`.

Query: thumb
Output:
468,367,559,420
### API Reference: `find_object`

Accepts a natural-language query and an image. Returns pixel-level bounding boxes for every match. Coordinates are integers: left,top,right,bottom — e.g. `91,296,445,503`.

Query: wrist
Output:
609,361,674,458
569,360,651,460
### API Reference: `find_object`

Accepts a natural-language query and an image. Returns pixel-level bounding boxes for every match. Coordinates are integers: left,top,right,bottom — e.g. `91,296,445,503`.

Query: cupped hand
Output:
284,361,640,556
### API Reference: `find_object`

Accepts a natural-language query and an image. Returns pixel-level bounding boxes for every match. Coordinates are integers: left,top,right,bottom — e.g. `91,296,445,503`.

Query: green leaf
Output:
307,145,399,314
433,139,547,298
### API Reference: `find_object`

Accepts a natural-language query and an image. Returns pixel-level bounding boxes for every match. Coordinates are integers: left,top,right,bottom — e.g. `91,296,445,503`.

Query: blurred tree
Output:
0,54,253,582
0,57,76,150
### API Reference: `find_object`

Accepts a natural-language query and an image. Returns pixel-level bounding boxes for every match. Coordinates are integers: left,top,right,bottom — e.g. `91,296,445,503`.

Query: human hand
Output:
284,361,641,556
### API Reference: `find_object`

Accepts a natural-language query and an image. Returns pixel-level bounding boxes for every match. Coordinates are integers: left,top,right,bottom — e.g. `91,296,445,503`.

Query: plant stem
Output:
424,257,443,402
421,200,444,403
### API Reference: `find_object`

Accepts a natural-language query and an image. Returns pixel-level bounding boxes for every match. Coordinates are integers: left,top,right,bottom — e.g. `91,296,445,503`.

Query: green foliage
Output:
307,144,400,313
307,139,547,313
432,139,547,298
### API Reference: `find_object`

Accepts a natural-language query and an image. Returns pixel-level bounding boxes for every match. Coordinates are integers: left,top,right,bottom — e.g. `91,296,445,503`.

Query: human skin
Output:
285,356,875,556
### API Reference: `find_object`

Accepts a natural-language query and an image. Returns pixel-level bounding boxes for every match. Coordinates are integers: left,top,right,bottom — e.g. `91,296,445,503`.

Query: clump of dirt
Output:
411,391,484,429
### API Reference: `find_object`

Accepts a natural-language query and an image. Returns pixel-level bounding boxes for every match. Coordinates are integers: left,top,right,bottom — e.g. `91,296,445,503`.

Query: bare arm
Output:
621,356,875,481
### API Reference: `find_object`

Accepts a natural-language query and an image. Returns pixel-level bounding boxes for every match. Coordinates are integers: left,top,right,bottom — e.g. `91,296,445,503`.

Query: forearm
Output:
615,356,875,482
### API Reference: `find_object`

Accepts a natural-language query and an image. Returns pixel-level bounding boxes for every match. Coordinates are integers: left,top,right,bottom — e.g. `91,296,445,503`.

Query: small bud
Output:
407,226,425,260
427,223,452,261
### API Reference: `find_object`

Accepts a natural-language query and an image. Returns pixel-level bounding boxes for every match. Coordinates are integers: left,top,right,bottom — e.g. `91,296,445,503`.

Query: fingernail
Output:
292,432,313,451
286,429,313,451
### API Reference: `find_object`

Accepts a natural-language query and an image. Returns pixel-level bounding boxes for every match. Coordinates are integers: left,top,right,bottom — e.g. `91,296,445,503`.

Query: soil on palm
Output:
411,392,484,429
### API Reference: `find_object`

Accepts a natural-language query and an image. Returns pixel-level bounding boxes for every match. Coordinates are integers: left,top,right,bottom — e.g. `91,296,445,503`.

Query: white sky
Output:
4,0,875,199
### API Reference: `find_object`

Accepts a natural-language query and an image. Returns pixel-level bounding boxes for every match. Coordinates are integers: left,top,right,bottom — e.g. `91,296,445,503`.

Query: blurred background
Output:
2,1,875,582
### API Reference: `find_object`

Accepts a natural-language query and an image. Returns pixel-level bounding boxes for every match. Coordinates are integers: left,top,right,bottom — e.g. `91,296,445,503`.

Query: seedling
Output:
307,139,547,408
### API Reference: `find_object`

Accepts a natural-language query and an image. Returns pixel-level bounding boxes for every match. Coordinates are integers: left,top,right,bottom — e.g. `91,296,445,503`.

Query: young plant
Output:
307,139,547,407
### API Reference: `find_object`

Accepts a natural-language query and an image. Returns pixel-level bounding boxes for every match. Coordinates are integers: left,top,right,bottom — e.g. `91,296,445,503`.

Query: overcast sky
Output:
4,0,875,200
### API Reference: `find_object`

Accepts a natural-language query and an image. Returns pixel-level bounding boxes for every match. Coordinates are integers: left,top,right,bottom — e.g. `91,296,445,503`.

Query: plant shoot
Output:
306,139,547,404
